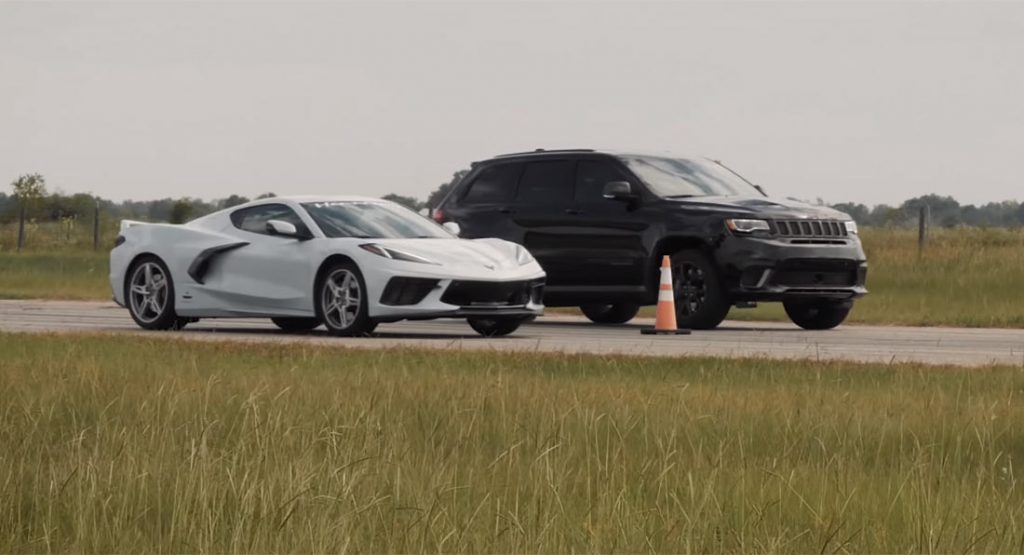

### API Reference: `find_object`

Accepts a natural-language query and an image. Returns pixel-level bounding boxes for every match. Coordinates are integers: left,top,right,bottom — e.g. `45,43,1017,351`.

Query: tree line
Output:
4,172,1024,229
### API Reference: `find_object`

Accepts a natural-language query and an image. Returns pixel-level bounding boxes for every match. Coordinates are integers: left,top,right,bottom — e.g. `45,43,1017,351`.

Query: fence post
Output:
93,200,100,251
918,204,929,252
16,204,26,253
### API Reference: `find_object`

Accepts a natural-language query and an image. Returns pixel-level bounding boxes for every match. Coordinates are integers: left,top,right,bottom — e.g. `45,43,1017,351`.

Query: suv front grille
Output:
773,219,848,238
441,279,544,307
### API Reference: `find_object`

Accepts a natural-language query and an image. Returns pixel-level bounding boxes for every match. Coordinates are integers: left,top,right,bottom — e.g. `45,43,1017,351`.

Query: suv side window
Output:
516,160,575,204
575,159,632,203
230,204,308,236
461,163,522,204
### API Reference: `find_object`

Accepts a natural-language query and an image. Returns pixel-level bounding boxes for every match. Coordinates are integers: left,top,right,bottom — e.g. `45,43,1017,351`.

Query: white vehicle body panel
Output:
110,196,546,321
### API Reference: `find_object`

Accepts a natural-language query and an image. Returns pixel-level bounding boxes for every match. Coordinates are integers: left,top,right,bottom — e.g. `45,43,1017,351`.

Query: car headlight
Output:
844,220,859,235
515,245,535,266
725,219,771,234
359,243,438,265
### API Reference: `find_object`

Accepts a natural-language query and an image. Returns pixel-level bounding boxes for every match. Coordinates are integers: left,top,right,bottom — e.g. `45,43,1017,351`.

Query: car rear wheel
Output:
783,300,852,330
580,303,641,324
126,255,186,330
316,262,378,336
671,250,731,330
468,317,525,337
271,317,321,333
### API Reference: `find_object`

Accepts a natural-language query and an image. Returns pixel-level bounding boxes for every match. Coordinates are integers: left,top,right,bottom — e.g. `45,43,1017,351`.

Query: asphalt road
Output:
2,300,1024,367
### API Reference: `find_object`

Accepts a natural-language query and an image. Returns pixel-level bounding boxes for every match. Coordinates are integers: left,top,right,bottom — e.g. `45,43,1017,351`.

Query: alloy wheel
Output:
321,269,362,330
674,261,707,316
129,262,169,323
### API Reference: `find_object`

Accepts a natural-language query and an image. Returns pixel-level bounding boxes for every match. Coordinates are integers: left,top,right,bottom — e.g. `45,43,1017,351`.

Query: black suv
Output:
433,149,867,330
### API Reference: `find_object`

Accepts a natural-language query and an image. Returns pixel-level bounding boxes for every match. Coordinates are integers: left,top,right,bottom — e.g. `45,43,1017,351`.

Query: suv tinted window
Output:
230,203,308,236
462,163,521,204
517,160,574,204
575,159,631,202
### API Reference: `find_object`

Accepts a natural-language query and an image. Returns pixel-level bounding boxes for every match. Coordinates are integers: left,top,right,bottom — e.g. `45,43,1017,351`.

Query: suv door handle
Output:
564,208,584,215
498,207,517,214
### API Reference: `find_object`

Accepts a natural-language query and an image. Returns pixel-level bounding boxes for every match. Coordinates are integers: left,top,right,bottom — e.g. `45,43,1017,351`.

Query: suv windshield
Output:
620,155,763,198
302,201,450,239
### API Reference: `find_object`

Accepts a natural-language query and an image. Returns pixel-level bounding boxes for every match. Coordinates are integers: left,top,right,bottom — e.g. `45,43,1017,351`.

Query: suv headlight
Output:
359,243,438,265
844,220,859,235
515,245,535,266
725,219,771,234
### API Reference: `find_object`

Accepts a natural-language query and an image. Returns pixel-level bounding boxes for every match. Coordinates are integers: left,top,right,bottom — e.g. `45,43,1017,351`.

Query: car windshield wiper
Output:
663,194,699,199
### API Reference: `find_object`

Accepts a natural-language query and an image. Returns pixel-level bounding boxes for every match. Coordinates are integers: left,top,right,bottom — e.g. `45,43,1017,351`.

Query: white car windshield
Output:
302,201,450,239
620,156,763,198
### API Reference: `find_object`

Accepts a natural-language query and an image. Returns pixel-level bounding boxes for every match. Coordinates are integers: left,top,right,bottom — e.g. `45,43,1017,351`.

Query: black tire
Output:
468,317,525,337
580,303,641,324
271,317,321,333
783,300,852,330
125,255,184,330
315,261,377,336
670,250,731,330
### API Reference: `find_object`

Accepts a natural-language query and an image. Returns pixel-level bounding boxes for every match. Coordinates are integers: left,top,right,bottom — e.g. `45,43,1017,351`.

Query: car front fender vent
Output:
380,277,440,306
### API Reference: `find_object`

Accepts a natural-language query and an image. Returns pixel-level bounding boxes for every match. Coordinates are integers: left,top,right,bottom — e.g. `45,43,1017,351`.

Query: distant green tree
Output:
255,192,276,200
11,174,48,251
220,194,250,208
426,169,470,210
381,194,423,211
169,199,193,224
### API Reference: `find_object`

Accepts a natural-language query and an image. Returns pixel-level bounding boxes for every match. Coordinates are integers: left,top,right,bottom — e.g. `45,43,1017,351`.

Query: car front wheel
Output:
671,250,731,330
316,262,378,336
783,300,852,330
580,303,640,324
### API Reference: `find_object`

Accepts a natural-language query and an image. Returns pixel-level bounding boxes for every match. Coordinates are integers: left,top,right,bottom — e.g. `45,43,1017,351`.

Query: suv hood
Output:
669,195,850,220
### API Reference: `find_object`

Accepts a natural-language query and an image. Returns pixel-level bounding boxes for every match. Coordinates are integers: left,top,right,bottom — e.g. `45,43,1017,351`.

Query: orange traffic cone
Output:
641,255,691,335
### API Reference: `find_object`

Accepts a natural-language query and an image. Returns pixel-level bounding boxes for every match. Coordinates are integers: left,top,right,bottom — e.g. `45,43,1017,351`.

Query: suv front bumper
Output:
715,235,868,302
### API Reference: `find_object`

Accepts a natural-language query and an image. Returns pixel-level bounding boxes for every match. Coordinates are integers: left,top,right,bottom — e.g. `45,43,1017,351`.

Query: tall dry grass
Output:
2,333,1023,552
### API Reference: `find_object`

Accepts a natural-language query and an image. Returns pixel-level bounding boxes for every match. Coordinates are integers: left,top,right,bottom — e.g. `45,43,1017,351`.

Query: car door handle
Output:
564,208,584,215
498,207,517,214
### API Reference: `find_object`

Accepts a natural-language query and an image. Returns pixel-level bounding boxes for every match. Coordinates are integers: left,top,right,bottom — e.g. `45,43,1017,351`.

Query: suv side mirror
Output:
602,181,635,201
442,221,461,236
266,219,308,239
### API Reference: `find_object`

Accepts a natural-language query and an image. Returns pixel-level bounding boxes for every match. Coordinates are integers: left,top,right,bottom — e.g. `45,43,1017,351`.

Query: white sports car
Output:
110,196,546,337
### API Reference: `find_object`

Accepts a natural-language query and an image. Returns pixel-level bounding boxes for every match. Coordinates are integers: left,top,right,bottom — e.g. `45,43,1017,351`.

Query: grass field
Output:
1,333,1022,552
3,225,1024,327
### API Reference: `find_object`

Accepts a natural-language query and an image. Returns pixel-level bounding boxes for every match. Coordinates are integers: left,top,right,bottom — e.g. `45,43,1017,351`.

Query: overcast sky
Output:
1,1,1021,206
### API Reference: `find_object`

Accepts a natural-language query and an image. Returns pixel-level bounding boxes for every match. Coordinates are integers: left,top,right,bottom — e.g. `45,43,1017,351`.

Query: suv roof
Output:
485,148,698,163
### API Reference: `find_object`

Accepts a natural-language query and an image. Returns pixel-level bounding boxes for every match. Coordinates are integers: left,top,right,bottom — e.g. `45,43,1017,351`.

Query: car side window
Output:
516,160,575,204
230,204,308,236
461,163,522,204
575,159,632,203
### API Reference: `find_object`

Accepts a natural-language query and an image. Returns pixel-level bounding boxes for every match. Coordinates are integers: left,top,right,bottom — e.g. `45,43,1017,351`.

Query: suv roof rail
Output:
492,148,597,158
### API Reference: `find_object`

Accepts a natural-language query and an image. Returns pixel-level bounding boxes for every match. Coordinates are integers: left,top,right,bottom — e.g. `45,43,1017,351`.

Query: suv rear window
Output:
461,163,522,204
516,160,574,204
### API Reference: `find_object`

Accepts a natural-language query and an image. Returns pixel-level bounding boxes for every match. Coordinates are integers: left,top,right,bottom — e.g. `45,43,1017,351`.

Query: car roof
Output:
483,148,701,163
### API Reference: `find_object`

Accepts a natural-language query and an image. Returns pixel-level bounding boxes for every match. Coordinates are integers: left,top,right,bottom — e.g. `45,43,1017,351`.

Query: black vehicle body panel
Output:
437,150,867,308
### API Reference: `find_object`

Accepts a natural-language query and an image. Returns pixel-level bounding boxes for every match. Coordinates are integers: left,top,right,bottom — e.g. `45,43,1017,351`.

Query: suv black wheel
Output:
783,300,852,330
468,317,525,337
271,317,321,333
580,303,640,324
125,255,186,330
315,261,378,336
670,250,731,330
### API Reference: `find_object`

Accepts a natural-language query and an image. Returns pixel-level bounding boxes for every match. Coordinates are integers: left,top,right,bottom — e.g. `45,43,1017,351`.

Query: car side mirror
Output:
266,219,307,239
442,221,461,237
602,181,635,201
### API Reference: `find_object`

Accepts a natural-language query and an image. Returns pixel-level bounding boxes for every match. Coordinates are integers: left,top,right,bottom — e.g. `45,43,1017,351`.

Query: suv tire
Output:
580,303,641,324
670,250,731,330
468,317,525,337
271,317,321,333
783,300,852,330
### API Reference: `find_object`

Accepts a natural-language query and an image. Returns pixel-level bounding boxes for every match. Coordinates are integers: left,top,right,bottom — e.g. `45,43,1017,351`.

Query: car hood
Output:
364,237,527,271
669,195,851,219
